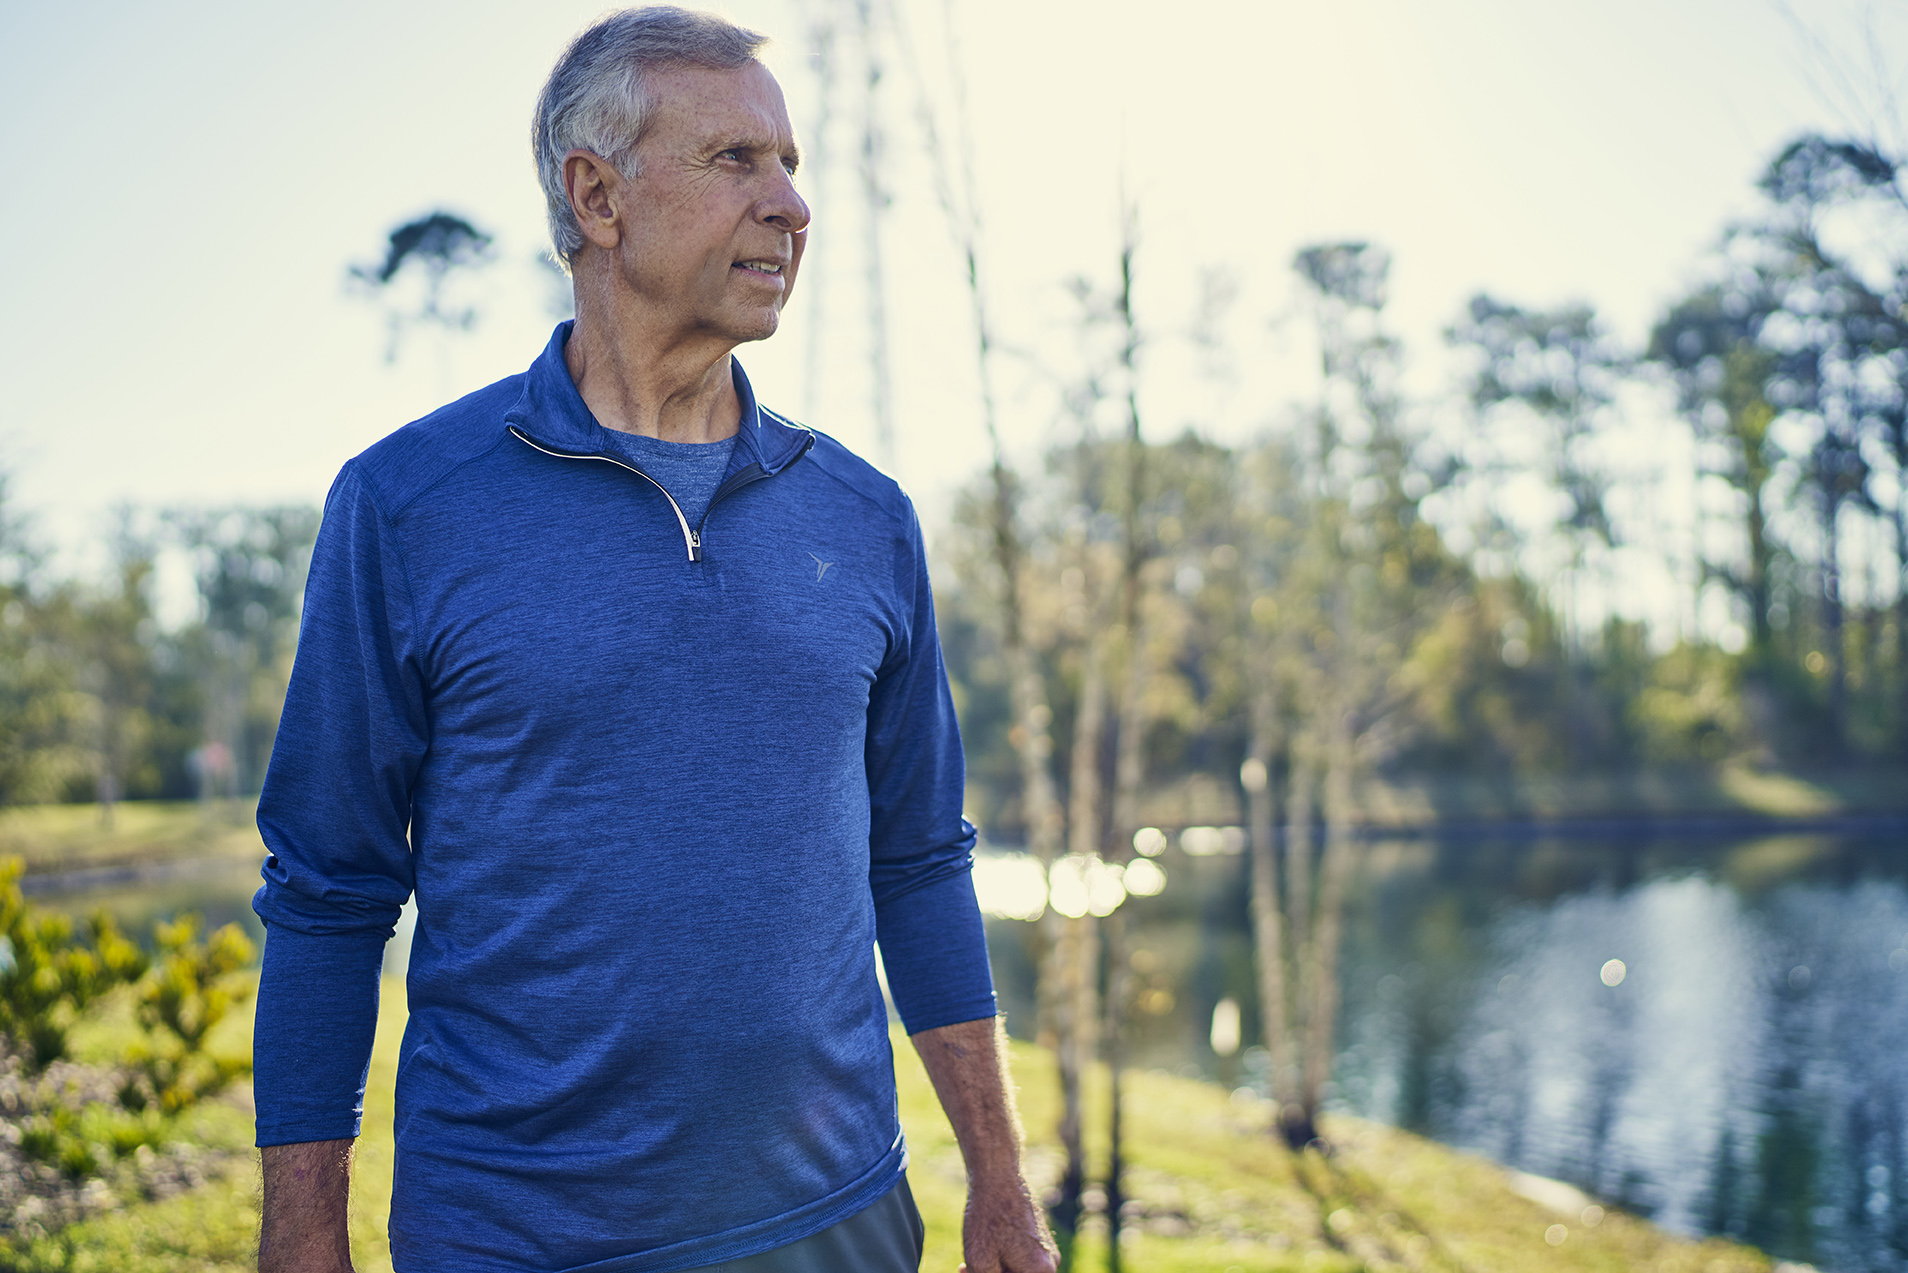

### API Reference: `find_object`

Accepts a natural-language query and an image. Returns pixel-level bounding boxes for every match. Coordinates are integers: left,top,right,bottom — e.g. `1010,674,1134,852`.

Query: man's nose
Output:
759,169,810,234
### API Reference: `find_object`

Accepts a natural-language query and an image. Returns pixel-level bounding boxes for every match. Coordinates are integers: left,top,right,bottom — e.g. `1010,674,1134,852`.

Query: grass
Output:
5,975,1779,1273
0,801,263,877
900,1041,1774,1273
1139,763,1908,831
1360,764,1906,826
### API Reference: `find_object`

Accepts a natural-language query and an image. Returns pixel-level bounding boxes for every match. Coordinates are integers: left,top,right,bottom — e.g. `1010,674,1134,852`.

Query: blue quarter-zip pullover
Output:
252,323,995,1273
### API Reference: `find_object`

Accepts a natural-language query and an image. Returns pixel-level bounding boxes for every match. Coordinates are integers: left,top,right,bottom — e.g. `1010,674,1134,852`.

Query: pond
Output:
979,827,1908,1273
23,823,1908,1271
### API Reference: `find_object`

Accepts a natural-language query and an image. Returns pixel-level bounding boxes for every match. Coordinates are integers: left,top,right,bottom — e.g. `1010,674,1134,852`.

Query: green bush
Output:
120,915,255,1115
16,1102,168,1180
1,858,256,1188
0,858,148,1070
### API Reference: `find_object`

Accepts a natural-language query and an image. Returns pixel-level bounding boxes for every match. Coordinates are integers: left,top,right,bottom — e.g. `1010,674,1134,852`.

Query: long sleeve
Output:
866,504,995,1035
252,462,429,1146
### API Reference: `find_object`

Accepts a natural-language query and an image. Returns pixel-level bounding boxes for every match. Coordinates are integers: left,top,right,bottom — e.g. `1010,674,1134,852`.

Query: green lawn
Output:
6,977,1775,1273
0,801,263,877
1137,762,1908,831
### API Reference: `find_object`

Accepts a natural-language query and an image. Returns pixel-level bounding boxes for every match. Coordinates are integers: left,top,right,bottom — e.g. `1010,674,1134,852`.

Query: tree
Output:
1753,137,1896,749
1448,295,1632,762
1651,285,1784,665
167,506,321,797
899,6,1081,1247
349,210,498,387
74,514,161,824
1247,242,1460,1148
0,477,85,805
1652,132,1908,755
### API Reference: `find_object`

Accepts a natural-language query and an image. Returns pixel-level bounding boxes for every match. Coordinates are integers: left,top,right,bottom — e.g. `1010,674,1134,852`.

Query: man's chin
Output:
725,311,782,345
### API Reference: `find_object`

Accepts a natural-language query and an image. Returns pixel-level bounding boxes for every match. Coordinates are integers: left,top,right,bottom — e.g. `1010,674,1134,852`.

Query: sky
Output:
2,0,1904,627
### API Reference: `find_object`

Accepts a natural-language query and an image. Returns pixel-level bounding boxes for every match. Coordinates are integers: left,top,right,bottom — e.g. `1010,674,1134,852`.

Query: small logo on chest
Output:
809,552,836,581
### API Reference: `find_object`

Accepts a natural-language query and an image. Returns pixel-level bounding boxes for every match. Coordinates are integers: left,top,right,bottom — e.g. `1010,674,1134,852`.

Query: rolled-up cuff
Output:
252,923,387,1147
874,868,996,1034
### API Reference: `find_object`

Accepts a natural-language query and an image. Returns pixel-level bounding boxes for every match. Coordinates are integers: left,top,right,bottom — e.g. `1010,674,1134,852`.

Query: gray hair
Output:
533,6,767,266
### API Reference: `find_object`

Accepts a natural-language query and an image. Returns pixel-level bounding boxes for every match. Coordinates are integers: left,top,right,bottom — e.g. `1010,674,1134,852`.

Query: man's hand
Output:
259,1139,357,1273
958,1173,1059,1273
911,1017,1060,1273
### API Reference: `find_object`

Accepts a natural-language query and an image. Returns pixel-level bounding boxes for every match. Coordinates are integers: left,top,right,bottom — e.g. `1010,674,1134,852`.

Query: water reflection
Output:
22,854,266,949
981,830,1908,1268
1336,834,1908,1272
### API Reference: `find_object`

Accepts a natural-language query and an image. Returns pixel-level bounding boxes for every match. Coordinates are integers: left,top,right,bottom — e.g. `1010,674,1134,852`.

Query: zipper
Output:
507,426,813,562
509,427,703,561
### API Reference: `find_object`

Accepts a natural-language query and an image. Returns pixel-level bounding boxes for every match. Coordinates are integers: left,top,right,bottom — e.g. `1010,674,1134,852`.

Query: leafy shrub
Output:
119,915,255,1115
16,1102,168,1180
0,858,148,1070
0,858,257,1185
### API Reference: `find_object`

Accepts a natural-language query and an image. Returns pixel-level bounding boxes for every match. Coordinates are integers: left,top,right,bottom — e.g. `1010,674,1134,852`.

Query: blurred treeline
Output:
939,132,1908,845
2,135,1905,822
0,497,316,811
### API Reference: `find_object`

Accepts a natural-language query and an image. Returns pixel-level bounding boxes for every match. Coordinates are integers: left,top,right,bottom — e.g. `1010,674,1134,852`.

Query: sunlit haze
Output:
2,0,1899,631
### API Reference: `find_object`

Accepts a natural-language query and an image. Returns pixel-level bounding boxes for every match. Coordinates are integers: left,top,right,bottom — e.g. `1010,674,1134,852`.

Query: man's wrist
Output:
259,1138,357,1273
961,1146,1030,1188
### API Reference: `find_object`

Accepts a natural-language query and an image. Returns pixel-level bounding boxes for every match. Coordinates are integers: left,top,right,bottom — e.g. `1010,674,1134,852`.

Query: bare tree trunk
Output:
1243,693,1292,1138
96,758,118,829
1050,633,1107,1242
1103,618,1144,1271
1101,904,1129,1271
1101,204,1146,1270
1824,489,1847,753
902,12,1085,1244
1283,747,1314,979
1277,742,1315,1147
1069,637,1108,862
1049,903,1097,1248
1301,694,1359,1149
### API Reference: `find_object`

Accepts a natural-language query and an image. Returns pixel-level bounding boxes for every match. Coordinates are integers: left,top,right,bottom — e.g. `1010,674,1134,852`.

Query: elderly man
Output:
251,9,1057,1273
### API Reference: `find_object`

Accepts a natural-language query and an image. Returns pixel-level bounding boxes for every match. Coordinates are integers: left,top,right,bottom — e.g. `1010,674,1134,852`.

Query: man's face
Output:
613,61,809,348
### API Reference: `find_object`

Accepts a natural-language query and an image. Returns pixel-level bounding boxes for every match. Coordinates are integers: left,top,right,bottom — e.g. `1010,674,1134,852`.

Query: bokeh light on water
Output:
979,830,1908,1268
1335,834,1908,1272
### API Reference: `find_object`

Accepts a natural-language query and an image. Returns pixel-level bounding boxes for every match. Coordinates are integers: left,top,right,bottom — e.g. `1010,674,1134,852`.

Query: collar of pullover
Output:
504,321,812,476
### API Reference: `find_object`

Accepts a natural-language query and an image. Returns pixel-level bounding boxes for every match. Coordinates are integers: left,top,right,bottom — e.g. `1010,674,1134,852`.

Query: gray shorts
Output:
681,1175,925,1273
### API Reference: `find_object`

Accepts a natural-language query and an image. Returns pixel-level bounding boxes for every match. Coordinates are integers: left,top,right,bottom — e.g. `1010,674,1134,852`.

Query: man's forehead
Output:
644,62,794,146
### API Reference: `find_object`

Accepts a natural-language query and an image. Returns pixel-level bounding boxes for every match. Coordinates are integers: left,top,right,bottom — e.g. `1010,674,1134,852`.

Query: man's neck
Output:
563,309,742,444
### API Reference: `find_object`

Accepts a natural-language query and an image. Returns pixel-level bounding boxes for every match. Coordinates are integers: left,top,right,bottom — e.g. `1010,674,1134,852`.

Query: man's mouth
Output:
733,260,783,277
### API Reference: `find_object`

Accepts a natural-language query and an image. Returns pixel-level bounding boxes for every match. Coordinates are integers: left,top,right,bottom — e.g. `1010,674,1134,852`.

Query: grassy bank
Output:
3,768,1900,885
1136,763,1907,832
6,977,1777,1273
0,802,262,878
1356,765,1907,827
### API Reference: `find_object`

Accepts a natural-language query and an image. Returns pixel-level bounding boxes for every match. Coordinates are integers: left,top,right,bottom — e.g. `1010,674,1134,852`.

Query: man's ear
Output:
564,150,623,251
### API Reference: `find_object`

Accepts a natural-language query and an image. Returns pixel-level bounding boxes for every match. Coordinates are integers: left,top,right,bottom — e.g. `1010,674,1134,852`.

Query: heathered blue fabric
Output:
251,322,996,1273
598,431,737,530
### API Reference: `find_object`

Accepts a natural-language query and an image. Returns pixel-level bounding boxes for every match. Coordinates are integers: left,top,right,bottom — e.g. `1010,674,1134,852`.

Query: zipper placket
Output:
510,427,703,559
507,426,807,562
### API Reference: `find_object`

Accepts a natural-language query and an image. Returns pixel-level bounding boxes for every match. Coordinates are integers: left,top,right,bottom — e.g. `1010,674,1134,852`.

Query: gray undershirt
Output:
601,430,738,529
